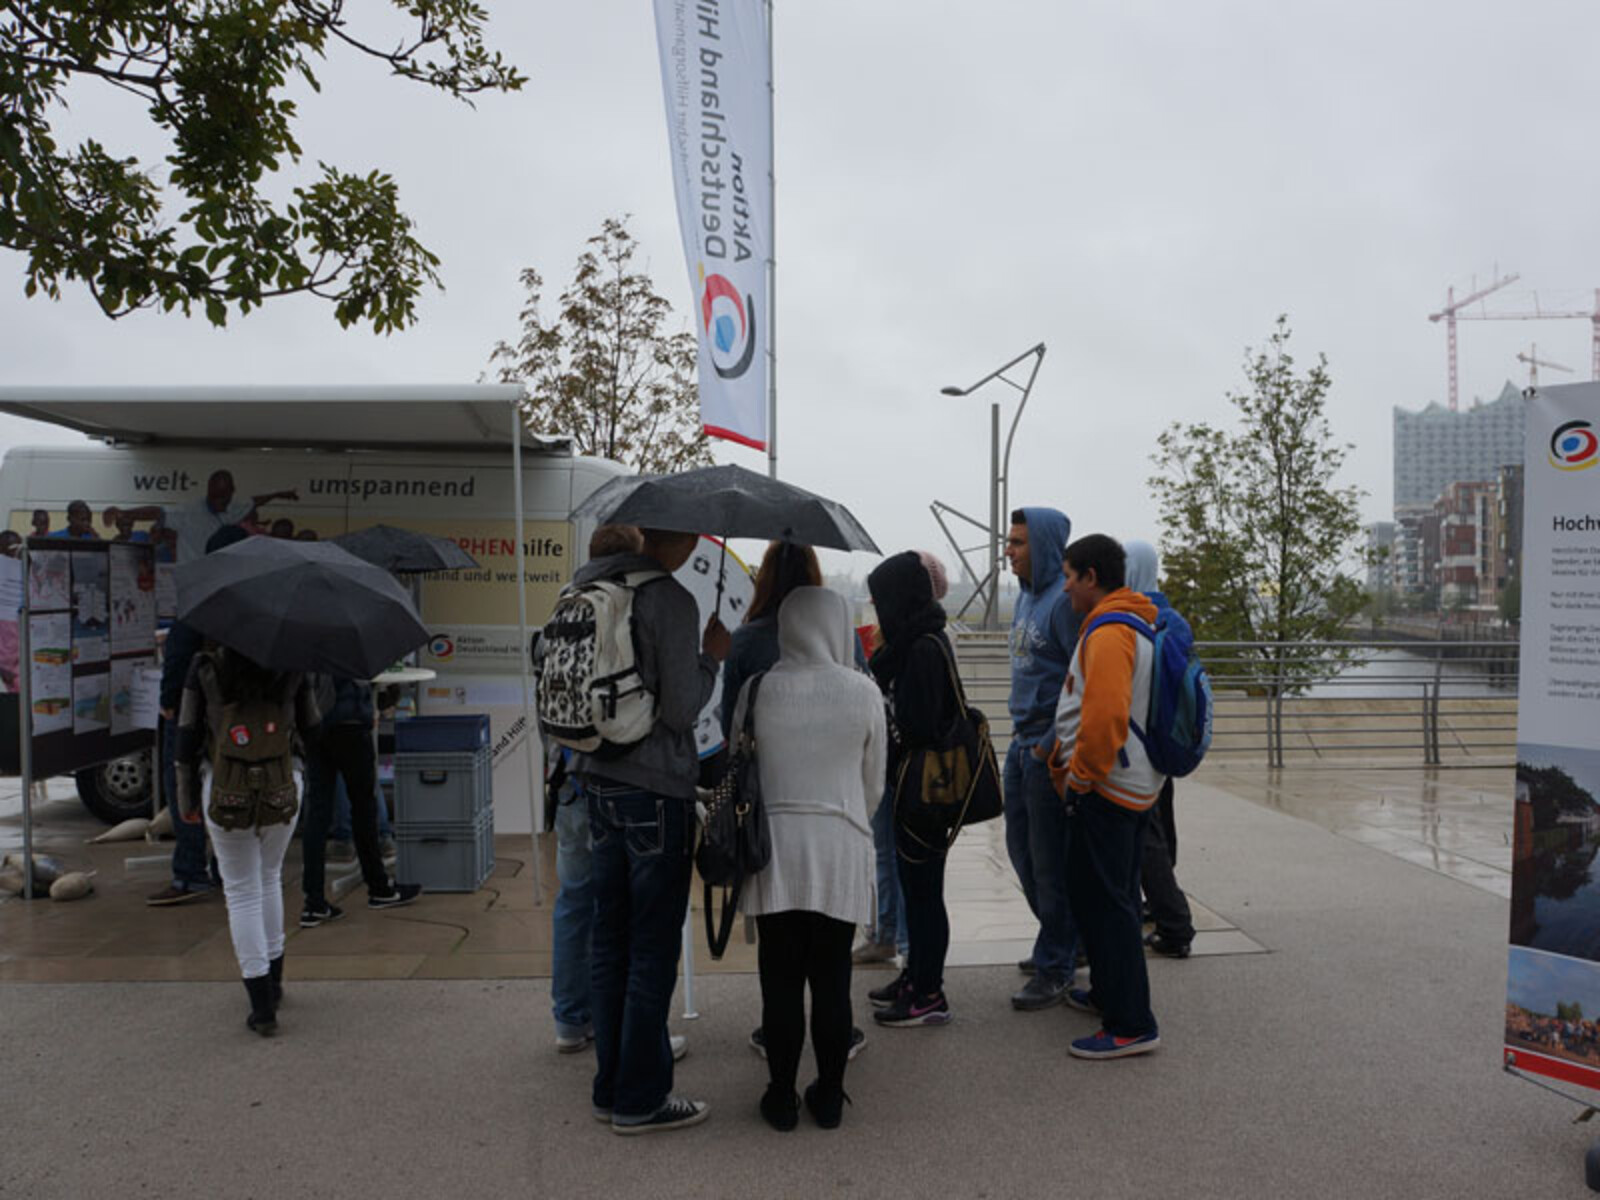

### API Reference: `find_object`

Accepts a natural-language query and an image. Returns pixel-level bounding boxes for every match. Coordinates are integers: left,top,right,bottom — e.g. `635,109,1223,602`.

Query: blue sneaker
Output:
1069,1028,1160,1059
1063,987,1101,1015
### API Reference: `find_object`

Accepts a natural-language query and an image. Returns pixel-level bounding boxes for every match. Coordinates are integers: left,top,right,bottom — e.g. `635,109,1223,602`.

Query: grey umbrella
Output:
332,524,479,574
569,463,879,553
174,537,429,678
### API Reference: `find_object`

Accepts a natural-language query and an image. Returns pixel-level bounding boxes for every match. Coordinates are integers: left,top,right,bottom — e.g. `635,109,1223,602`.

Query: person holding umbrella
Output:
174,644,321,1036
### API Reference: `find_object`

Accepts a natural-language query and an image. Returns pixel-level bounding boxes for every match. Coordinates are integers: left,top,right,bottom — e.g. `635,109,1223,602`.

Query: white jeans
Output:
205,812,295,980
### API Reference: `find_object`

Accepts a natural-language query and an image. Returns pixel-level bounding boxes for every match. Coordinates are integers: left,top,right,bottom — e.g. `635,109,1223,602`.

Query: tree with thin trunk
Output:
491,217,712,474
1149,317,1365,689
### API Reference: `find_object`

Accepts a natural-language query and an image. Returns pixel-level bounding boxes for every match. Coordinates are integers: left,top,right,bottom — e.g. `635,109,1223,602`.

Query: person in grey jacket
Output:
573,527,730,1136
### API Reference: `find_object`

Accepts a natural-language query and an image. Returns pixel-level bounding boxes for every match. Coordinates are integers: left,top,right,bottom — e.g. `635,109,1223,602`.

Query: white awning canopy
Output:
0,384,569,454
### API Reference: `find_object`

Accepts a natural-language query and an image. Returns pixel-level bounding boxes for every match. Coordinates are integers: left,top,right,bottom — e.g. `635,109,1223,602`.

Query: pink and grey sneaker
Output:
872,989,951,1027
1068,1028,1160,1059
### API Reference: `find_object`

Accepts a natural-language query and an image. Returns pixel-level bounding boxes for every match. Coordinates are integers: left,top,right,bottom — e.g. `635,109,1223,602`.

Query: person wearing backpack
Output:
1048,534,1163,1059
1124,540,1195,959
174,645,321,1036
568,527,730,1135
1001,506,1083,1012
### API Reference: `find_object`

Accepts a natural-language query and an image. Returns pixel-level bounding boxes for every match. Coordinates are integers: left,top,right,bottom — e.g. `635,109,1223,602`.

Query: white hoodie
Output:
735,586,887,926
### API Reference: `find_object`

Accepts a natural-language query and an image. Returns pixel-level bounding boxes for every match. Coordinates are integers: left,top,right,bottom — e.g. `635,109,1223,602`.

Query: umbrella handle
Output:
713,539,728,623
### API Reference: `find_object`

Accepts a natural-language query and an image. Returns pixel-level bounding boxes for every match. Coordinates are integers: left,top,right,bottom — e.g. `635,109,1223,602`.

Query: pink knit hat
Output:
916,550,949,601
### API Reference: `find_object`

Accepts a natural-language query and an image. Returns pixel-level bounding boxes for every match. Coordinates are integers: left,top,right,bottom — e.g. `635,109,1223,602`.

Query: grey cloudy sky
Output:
2,0,1598,579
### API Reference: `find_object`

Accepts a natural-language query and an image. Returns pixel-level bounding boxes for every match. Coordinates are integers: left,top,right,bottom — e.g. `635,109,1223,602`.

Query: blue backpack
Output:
1081,599,1213,778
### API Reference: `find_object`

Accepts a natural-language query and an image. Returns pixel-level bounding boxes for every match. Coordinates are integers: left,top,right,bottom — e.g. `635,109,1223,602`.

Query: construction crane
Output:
1516,343,1573,389
1456,288,1600,386
1428,269,1519,411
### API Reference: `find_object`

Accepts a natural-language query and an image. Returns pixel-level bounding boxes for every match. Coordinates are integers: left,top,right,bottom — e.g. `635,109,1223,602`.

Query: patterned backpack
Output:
195,653,301,830
534,569,665,754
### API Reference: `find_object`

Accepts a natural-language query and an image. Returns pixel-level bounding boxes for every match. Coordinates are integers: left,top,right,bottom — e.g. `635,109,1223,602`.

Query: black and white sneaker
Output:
299,899,344,928
611,1095,709,1135
368,883,422,909
867,969,911,1008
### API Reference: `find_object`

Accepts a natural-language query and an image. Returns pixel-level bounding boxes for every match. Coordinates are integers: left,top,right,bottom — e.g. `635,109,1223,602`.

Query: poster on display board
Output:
1505,382,1600,1091
22,538,158,778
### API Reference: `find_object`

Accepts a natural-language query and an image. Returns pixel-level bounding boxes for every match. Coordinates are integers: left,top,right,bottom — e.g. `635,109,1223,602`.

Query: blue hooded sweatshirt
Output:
1008,506,1080,747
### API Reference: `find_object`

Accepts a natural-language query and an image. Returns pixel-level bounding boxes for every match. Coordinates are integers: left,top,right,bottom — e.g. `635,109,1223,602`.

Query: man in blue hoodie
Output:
1003,506,1082,1009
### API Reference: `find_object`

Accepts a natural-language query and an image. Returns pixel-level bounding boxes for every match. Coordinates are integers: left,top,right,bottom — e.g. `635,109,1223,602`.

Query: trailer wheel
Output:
75,752,156,824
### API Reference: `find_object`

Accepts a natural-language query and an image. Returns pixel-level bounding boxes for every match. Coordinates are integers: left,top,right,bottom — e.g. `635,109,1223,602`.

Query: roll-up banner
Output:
1506,381,1600,1090
654,0,771,450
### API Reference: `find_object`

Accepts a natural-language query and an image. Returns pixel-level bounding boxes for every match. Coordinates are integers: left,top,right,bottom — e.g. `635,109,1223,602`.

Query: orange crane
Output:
1428,269,1519,411
1516,344,1573,389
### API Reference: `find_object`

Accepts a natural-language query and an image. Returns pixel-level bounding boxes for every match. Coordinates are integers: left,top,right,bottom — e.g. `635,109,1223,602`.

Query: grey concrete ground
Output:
2,778,1594,1199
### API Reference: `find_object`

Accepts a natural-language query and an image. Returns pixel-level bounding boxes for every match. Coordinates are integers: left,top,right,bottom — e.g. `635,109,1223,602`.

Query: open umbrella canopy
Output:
174,537,429,679
569,463,879,553
332,524,479,574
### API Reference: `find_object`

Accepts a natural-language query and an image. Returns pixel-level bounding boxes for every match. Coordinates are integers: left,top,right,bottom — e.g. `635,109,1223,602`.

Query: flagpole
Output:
765,0,778,481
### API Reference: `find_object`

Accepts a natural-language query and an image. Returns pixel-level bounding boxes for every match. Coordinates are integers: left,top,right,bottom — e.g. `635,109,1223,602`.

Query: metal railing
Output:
951,633,1520,769
1196,640,1518,767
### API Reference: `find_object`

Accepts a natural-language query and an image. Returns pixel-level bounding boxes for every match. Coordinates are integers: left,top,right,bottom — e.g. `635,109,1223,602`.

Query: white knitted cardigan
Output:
735,587,887,927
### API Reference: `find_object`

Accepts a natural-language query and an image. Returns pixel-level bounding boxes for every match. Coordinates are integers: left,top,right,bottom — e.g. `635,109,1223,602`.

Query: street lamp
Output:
939,342,1047,630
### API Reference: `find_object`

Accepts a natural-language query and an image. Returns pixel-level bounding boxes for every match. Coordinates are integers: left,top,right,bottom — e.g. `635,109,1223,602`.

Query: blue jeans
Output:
332,773,393,841
587,780,693,1120
870,782,908,955
162,718,211,890
1004,740,1078,981
551,786,594,1038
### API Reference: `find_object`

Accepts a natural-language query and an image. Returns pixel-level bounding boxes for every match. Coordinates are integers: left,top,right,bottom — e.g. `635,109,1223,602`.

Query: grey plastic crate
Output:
396,810,494,893
394,747,491,825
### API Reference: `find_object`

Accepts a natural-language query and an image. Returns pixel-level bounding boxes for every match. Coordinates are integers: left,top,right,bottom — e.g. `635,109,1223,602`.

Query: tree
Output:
1150,317,1365,687
1,2,522,330
491,217,713,474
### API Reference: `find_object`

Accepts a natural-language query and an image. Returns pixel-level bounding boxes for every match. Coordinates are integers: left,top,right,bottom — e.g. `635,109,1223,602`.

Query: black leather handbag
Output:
894,636,1003,861
697,673,771,958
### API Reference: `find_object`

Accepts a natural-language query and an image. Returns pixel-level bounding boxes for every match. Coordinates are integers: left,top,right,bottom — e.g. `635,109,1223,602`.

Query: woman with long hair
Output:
175,645,320,1035
718,540,823,739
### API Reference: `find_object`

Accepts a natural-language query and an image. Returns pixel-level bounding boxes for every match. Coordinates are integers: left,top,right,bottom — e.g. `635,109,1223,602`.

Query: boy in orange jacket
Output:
1048,534,1163,1059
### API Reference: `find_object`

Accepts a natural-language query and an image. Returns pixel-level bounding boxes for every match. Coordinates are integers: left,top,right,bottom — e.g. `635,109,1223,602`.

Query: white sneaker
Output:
555,1029,593,1054
670,1034,687,1062
852,939,897,964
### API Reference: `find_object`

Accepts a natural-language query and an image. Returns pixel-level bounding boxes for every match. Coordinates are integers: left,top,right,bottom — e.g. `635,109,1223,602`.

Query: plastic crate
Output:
394,747,491,824
394,714,491,754
396,810,494,893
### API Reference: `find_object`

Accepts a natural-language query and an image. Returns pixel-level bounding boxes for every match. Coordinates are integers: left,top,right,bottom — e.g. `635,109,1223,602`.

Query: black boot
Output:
244,975,277,1037
268,955,284,1007
803,1082,851,1130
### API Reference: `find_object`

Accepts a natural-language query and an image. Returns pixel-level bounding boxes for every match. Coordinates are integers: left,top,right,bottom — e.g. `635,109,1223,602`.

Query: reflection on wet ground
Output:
1,774,1264,982
1202,763,1515,899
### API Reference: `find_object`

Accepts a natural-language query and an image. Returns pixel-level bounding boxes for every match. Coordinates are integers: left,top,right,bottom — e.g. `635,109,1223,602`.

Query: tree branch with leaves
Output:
0,1,523,330
491,217,712,475
1149,317,1366,689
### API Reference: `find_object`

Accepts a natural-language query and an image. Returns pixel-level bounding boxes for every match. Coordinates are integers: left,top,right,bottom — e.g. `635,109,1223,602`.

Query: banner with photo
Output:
1506,381,1600,1090
653,0,771,449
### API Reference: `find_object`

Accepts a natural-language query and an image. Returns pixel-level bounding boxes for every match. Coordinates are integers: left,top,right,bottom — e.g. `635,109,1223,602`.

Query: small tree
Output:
1150,318,1365,688
1,3,522,330
491,218,712,474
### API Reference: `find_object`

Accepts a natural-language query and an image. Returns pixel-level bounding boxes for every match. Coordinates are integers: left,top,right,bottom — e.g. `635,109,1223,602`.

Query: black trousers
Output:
1067,791,1157,1039
756,911,855,1097
301,724,387,902
1140,778,1194,944
896,829,950,997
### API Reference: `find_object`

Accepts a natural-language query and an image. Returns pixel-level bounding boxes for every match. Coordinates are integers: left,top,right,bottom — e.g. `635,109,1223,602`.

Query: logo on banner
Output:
428,635,455,662
1549,420,1600,471
701,272,757,380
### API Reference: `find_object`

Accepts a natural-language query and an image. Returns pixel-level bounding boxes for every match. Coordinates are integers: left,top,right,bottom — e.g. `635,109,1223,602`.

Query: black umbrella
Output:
332,524,479,574
174,537,429,679
569,463,879,553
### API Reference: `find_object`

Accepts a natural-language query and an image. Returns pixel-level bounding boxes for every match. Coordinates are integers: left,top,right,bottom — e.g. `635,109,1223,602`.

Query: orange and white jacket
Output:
1050,588,1164,811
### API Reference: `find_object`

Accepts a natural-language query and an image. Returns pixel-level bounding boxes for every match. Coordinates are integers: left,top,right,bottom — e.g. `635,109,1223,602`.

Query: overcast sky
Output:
3,0,1598,580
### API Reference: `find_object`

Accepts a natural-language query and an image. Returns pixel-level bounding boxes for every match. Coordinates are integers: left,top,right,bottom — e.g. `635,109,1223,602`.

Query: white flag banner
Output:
654,0,771,450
